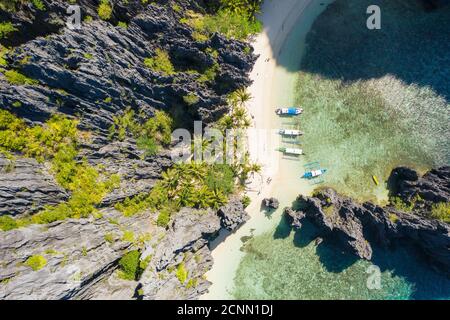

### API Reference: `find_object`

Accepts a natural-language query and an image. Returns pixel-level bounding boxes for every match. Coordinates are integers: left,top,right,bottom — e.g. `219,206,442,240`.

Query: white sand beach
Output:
201,0,335,299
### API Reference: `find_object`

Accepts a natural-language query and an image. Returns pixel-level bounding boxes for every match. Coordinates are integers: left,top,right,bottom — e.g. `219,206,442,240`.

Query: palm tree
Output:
184,162,207,181
195,186,214,209
161,168,179,197
234,88,252,106
176,183,195,207
209,188,228,209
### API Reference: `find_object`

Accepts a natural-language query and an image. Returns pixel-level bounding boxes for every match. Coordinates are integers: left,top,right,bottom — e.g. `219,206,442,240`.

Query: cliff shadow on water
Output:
266,0,450,201
272,217,450,300
276,0,450,102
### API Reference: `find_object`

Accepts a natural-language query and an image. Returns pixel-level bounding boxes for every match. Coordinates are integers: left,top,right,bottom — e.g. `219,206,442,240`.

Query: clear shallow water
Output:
234,219,450,300
233,0,450,299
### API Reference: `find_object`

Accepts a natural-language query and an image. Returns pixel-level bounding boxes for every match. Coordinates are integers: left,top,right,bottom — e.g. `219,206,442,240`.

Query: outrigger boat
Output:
302,168,327,179
275,107,303,116
302,161,327,185
279,129,304,136
277,147,303,155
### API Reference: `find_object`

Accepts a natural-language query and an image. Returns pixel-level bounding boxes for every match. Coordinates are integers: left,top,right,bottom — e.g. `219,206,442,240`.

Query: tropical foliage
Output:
118,250,142,280
25,255,47,271
109,108,173,156
115,162,235,226
181,0,262,41
0,111,120,230
430,202,450,223
144,48,175,76
98,0,112,21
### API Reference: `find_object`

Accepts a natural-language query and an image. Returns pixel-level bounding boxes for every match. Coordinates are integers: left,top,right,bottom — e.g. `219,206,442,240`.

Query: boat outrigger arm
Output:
275,107,303,115
302,168,327,179
277,147,303,155
279,129,304,136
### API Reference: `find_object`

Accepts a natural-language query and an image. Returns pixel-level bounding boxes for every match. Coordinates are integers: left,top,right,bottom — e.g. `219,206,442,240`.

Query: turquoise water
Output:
234,219,450,300
233,0,450,299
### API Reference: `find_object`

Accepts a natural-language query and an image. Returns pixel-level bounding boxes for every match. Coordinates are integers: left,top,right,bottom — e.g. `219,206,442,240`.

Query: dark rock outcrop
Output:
263,197,279,209
285,167,450,275
1,3,255,132
217,197,250,231
139,201,248,300
388,166,449,209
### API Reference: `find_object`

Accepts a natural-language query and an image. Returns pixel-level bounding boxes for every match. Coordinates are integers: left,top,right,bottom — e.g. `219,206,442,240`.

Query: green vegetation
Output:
176,262,188,284
113,89,259,227
197,63,219,84
186,278,198,289
25,255,47,271
98,0,112,20
115,162,236,226
180,0,262,41
118,250,141,280
241,195,251,208
0,215,18,231
104,233,114,243
172,3,182,13
144,48,175,76
122,230,135,243
3,70,38,85
0,111,120,229
109,109,173,156
156,207,171,227
136,136,158,157
117,21,128,29
389,196,414,212
183,93,199,106
430,202,450,223
31,0,45,10
0,22,17,39
322,205,335,216
389,213,399,223
0,47,9,66
0,111,78,161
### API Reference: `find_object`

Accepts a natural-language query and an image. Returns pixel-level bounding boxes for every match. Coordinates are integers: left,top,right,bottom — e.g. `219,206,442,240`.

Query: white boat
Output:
279,129,304,136
278,147,303,155
275,107,303,115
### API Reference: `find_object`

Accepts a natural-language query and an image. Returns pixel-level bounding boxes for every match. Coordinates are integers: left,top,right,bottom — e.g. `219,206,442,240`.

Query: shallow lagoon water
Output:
232,0,450,299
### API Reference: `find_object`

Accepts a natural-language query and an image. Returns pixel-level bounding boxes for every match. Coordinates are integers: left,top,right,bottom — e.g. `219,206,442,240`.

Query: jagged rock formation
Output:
263,197,279,209
1,2,255,131
139,200,249,299
285,166,450,275
0,0,255,201
217,197,250,231
0,156,68,217
388,166,450,211
0,0,254,300
0,210,152,300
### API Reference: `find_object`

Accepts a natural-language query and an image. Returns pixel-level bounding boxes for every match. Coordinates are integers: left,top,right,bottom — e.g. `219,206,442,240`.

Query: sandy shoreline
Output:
201,0,332,299
244,0,318,215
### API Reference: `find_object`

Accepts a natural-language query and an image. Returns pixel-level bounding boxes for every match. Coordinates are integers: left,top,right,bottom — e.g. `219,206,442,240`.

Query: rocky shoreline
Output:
285,166,450,277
